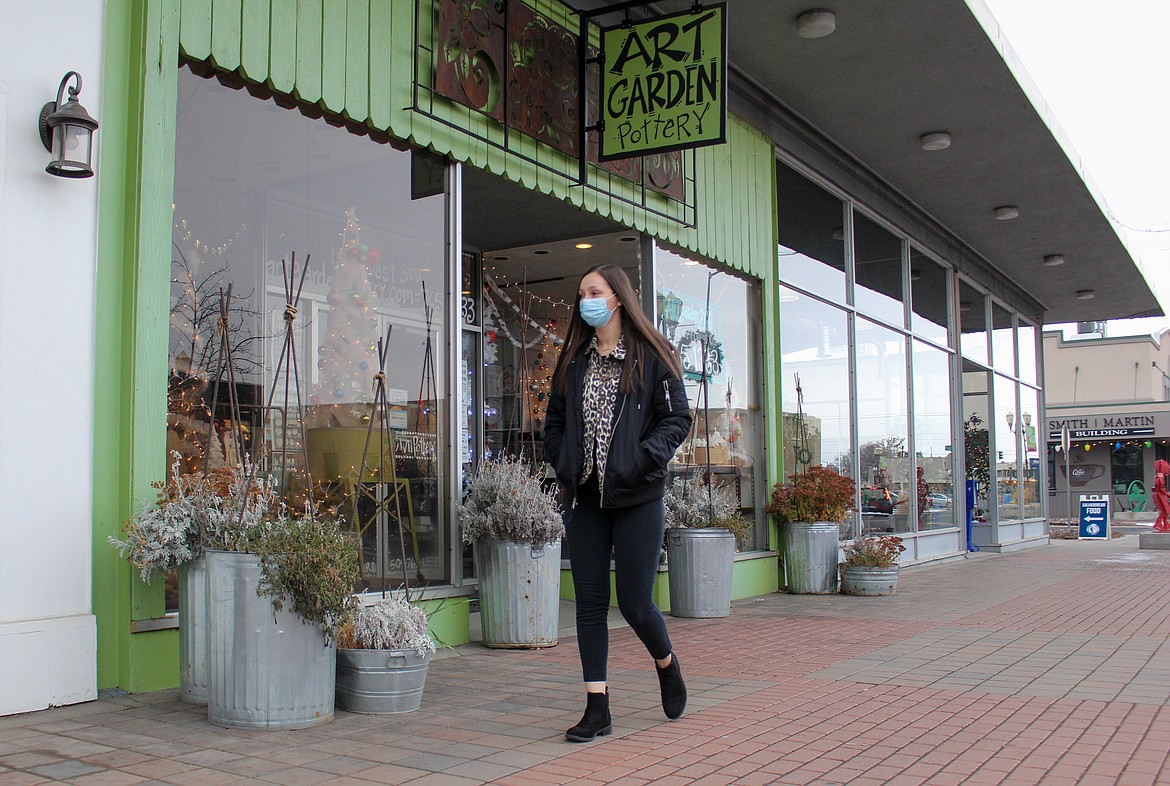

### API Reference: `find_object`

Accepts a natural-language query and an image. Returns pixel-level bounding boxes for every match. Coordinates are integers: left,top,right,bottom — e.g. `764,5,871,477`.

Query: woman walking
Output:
544,264,693,742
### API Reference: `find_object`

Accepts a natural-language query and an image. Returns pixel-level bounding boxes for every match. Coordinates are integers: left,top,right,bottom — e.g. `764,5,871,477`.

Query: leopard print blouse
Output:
578,333,627,494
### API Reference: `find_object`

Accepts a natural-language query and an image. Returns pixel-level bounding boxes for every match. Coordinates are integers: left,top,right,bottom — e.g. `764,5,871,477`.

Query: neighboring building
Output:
1044,326,1170,519
2,0,1161,715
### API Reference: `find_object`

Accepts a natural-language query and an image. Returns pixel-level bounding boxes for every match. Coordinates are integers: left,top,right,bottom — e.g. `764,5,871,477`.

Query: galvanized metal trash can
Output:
178,555,209,704
667,528,735,617
335,649,430,714
784,522,840,594
474,539,561,648
205,550,336,729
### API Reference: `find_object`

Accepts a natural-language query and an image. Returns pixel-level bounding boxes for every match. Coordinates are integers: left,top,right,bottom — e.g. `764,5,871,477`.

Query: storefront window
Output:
853,212,905,327
856,318,909,534
779,289,852,484
995,375,1021,521
1020,385,1042,518
1018,321,1037,385
171,68,449,590
656,247,765,549
992,303,1015,377
913,340,956,530
959,280,988,367
777,162,847,303
962,364,991,520
910,247,950,347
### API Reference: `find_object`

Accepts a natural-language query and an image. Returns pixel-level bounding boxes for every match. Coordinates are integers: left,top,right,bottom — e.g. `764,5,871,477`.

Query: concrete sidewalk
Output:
3,537,1170,785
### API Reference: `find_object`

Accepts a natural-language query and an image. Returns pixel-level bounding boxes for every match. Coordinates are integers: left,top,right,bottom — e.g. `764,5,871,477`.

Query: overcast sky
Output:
979,0,1170,335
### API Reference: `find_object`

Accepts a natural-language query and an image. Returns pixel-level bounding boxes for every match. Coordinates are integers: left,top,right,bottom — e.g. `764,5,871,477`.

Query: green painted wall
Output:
417,596,471,648
96,0,782,690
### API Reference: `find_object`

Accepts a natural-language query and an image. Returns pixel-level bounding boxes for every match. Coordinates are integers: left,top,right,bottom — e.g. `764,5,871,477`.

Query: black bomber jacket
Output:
544,346,693,509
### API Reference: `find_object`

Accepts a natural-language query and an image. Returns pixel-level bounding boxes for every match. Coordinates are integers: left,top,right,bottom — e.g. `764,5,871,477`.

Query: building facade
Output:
1,0,1160,714
1044,327,1170,520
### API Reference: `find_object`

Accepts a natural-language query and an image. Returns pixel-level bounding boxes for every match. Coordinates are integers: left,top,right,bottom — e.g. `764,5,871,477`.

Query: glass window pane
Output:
913,340,956,530
1020,386,1041,518
910,247,950,346
777,163,846,302
656,247,766,550
962,364,991,523
992,303,1015,376
779,288,853,485
172,68,449,590
856,318,910,534
959,280,988,367
853,213,905,326
995,375,1021,522
1018,321,1037,385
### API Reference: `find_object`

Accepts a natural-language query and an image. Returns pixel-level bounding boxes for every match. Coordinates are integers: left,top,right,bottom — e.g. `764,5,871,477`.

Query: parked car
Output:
926,493,951,510
861,486,894,514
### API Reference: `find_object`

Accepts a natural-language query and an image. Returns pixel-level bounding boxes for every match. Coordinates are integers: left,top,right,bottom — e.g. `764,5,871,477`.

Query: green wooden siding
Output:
175,0,776,280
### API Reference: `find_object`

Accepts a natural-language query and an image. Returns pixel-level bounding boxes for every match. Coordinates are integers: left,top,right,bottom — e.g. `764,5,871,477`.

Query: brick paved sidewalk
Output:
3,537,1170,785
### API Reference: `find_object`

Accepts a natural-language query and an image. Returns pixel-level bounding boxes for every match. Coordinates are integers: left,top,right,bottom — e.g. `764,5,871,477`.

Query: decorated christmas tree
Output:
309,208,381,427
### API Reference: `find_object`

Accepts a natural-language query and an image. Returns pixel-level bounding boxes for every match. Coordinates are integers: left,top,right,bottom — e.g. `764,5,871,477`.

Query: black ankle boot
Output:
656,654,686,720
565,691,612,742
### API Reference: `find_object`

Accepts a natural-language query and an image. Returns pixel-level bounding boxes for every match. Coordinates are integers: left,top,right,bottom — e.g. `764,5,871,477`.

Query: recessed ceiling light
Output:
993,205,1019,220
533,249,550,255
492,255,509,261
920,132,951,151
1043,254,1065,267
620,236,637,242
575,243,593,250
796,9,836,38
1076,289,1096,300
831,226,845,241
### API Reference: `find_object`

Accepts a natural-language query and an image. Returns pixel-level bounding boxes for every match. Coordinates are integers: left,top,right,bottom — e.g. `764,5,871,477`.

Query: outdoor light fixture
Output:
796,9,836,38
1076,289,1096,300
1043,254,1066,267
39,71,99,179
920,132,952,151
993,205,1019,220
1006,411,1015,433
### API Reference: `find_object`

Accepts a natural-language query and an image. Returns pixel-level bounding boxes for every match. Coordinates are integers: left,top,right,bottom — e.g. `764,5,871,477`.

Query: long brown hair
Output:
551,264,683,395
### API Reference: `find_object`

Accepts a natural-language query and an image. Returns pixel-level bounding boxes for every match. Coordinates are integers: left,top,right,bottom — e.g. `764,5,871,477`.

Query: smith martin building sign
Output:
599,4,727,160
1048,413,1162,441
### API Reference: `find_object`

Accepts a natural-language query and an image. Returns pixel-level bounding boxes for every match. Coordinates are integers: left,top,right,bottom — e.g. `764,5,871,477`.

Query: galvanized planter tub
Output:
335,649,430,714
666,527,735,618
474,539,561,648
783,522,841,594
178,554,209,704
840,565,899,596
205,550,336,729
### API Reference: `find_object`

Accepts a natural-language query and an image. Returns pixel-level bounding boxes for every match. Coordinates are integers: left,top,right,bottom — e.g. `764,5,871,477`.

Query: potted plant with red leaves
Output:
839,534,906,596
767,465,856,594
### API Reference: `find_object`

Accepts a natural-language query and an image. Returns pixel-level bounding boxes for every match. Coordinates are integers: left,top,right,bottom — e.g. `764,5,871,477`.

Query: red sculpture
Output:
1154,459,1170,533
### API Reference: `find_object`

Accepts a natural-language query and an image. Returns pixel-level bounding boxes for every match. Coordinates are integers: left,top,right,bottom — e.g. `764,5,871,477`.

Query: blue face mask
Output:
579,294,616,328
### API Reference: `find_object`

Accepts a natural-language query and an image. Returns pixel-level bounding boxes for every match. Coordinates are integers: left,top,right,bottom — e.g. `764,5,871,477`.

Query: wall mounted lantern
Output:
38,71,99,178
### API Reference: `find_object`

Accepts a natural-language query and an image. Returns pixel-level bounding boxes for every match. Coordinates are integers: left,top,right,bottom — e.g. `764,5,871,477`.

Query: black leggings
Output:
566,479,673,682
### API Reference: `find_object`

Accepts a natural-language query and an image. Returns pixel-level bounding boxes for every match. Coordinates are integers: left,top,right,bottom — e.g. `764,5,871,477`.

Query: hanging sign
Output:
599,4,727,161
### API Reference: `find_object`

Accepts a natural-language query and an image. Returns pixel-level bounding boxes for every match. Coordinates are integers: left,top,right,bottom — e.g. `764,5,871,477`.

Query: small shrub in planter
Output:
663,476,743,618
664,475,750,546
841,535,906,568
840,535,906,597
458,456,565,647
335,596,436,714
766,465,856,525
458,455,564,546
